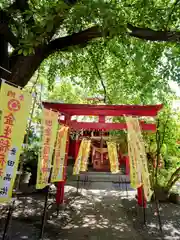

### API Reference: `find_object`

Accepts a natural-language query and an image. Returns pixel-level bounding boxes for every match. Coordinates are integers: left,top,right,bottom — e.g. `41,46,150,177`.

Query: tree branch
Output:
7,20,180,87
167,166,180,189
14,0,29,12
47,24,180,56
128,24,180,42
0,10,18,48
159,116,169,151
0,23,18,48
167,174,180,191
47,26,103,54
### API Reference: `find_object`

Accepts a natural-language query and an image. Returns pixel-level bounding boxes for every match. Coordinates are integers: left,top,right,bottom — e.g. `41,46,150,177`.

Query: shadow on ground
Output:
0,183,139,240
121,196,180,240
0,181,180,240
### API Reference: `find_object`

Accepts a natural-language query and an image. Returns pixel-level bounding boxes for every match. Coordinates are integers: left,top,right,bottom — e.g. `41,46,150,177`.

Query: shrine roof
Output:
42,102,163,117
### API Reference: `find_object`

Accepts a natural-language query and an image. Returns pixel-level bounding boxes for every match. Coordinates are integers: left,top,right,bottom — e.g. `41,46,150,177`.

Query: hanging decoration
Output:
0,82,32,203
73,138,91,175
51,126,69,182
125,116,153,201
126,117,141,188
107,141,119,173
36,108,58,189
80,139,91,172
73,139,85,175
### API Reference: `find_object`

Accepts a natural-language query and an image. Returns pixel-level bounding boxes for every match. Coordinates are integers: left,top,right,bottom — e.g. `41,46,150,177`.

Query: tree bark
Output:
0,11,11,80
0,36,9,79
128,24,180,42
9,48,47,87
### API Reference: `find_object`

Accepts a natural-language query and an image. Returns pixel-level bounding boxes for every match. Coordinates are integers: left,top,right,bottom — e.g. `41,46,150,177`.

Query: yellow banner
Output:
80,139,91,172
36,108,58,189
126,117,142,188
73,139,85,175
51,126,69,182
0,82,32,203
107,141,119,174
73,139,91,175
127,140,139,188
125,116,153,201
133,118,153,201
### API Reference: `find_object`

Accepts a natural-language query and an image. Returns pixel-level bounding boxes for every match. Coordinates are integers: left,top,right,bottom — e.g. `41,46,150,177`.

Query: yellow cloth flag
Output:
125,116,153,201
0,82,32,203
73,139,85,175
80,139,91,172
73,139,91,175
51,126,69,182
107,141,119,174
132,118,153,201
127,140,140,188
36,108,58,189
126,117,142,188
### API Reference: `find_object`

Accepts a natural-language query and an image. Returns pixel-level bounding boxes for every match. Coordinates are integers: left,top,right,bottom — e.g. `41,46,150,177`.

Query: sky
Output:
169,81,180,110
169,81,180,97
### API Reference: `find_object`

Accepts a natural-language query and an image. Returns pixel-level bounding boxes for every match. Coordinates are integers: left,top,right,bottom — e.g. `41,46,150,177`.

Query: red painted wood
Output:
137,186,147,207
43,102,163,117
99,115,105,123
61,121,157,131
56,181,64,205
75,139,81,159
125,156,130,175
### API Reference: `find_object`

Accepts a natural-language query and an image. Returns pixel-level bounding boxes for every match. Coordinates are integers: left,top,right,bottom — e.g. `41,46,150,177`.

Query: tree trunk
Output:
0,36,9,79
0,11,10,80
9,48,46,87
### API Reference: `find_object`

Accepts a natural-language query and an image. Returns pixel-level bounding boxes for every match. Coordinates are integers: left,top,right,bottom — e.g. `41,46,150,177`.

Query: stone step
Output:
72,172,130,183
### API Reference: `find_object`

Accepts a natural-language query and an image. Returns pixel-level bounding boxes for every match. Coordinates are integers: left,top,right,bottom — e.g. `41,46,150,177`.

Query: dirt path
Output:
0,182,142,240
50,182,142,240
1,180,180,239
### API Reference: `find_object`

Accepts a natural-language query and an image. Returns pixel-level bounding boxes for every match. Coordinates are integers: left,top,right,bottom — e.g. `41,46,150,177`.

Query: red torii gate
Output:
42,102,163,205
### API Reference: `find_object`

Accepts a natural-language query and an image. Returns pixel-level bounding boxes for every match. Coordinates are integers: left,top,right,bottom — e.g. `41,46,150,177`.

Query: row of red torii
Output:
43,102,163,207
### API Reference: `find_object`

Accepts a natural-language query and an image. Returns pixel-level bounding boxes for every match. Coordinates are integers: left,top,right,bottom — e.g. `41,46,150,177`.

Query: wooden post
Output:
125,155,130,175
137,185,147,208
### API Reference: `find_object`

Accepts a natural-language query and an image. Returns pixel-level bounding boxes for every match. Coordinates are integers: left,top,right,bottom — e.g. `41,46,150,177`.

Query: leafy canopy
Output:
0,0,180,87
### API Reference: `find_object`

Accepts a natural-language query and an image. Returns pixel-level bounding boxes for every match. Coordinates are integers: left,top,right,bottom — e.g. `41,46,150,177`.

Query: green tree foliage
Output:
43,39,171,104
47,79,85,103
144,104,180,193
0,0,180,87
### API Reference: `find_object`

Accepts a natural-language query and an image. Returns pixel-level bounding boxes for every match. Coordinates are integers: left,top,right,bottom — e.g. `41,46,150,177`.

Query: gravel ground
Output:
121,198,180,240
0,181,180,240
113,183,180,240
